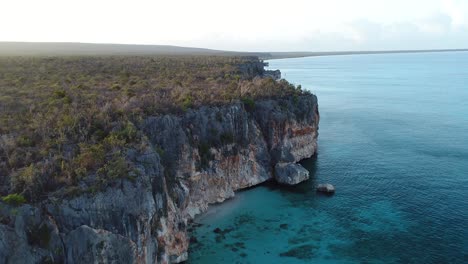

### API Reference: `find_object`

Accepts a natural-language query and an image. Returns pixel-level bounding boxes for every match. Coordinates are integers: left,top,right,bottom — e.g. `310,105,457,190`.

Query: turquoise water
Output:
188,52,468,263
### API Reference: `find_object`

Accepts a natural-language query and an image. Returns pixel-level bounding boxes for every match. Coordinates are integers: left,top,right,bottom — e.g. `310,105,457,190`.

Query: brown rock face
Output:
0,95,319,263
146,95,319,262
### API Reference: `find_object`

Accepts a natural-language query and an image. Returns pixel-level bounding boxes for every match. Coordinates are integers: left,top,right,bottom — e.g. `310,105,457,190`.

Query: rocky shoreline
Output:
0,73,319,264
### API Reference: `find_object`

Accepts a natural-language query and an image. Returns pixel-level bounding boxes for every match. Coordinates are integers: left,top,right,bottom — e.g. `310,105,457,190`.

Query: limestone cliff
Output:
0,92,319,263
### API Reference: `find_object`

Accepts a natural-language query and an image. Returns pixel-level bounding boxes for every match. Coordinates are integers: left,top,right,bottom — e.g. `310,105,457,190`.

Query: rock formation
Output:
275,163,310,185
0,76,319,264
316,184,335,194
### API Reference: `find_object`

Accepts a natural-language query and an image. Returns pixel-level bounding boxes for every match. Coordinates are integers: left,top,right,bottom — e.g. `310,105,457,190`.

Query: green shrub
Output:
111,83,121,90
120,122,138,141
91,129,106,141
2,193,26,206
103,133,126,148
124,88,136,97
241,97,255,111
17,135,34,147
74,143,105,176
58,114,76,129
52,89,66,99
181,94,193,111
74,84,88,90
103,122,138,148
98,154,129,179
16,164,36,186
63,95,73,104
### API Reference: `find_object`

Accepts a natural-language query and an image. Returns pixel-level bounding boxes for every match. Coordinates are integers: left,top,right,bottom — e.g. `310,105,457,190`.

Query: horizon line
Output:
1,41,467,59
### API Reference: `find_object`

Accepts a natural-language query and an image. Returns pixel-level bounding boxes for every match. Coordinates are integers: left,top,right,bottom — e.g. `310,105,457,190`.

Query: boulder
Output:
316,184,335,194
274,163,310,185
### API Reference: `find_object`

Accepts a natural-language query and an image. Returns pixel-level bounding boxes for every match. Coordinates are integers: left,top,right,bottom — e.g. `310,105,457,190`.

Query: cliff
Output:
0,86,319,264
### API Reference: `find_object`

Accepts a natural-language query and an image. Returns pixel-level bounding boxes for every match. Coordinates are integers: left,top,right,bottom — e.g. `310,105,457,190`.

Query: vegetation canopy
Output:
0,55,309,202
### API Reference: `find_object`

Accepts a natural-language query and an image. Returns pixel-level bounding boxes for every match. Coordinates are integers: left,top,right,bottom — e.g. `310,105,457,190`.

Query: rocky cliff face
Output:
0,94,319,263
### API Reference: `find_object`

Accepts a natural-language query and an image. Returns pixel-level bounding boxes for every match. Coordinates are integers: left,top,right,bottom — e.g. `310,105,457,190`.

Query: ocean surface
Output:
188,52,468,263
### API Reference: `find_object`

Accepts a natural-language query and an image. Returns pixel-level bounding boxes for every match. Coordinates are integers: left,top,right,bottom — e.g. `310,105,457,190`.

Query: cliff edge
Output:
0,64,319,264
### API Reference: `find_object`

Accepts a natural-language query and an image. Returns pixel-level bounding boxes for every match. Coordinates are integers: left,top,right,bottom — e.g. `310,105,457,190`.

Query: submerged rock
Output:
280,244,317,260
274,163,310,185
316,184,335,194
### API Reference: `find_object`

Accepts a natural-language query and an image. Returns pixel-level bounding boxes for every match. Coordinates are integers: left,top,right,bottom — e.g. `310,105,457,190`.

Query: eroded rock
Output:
0,94,319,263
275,163,310,185
64,225,137,264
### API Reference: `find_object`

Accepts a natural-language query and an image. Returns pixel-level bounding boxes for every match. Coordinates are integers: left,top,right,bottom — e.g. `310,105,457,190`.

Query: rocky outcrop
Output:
0,205,65,263
317,184,335,194
0,93,319,263
238,57,266,78
264,69,281,80
64,226,137,263
275,163,310,185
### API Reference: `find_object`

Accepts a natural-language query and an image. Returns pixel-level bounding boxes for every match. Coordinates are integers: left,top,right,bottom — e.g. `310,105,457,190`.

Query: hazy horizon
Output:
2,0,468,52
2,41,468,54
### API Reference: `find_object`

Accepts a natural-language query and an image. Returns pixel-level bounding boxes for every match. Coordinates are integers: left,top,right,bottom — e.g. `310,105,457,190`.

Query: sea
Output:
188,52,468,263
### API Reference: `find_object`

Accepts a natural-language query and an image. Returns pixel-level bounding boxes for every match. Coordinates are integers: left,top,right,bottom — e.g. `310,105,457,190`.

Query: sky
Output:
1,0,468,51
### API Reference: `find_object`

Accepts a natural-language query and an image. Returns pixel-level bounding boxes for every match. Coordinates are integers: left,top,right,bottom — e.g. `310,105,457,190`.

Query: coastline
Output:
0,57,319,263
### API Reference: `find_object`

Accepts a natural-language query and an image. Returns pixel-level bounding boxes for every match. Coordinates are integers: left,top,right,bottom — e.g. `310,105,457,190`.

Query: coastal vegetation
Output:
0,55,308,203
1,193,26,206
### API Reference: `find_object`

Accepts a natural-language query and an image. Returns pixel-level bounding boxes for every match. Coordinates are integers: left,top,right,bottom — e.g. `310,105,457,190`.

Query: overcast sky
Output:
1,0,468,51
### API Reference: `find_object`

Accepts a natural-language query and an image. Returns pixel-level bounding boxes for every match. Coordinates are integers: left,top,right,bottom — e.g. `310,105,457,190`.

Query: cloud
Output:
1,0,467,51
442,0,467,27
180,0,468,52
252,9,468,51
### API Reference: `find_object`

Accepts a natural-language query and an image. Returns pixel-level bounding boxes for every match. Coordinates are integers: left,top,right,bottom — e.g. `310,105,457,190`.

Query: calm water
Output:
188,52,468,263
